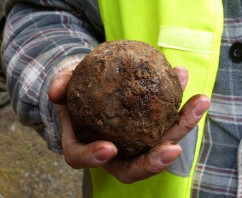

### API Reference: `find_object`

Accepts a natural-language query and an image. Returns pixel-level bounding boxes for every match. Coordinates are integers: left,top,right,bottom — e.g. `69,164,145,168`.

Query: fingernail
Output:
95,147,116,162
194,99,208,117
160,146,181,165
175,67,188,88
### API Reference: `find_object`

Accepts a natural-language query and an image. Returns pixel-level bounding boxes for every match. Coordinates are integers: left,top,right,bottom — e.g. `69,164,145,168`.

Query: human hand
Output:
48,65,210,184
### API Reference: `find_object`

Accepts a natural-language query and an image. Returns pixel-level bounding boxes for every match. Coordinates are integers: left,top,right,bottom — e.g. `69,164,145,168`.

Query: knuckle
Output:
184,122,195,132
115,174,135,184
146,163,164,175
180,117,197,132
63,150,84,169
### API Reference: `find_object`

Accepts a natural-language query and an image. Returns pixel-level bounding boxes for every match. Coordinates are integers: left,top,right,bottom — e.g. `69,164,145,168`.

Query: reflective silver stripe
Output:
167,127,198,177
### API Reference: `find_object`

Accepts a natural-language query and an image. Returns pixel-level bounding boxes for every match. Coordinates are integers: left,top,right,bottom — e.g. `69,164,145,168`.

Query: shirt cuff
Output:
39,55,86,153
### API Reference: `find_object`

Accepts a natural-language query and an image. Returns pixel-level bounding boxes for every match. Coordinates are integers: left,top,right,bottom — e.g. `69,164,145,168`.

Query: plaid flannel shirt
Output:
2,0,242,197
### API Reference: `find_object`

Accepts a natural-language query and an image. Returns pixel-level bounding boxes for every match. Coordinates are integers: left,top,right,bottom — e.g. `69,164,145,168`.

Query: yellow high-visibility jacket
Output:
89,0,224,197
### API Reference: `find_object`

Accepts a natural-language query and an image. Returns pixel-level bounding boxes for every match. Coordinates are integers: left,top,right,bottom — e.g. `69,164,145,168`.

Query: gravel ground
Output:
0,105,83,198
0,2,83,198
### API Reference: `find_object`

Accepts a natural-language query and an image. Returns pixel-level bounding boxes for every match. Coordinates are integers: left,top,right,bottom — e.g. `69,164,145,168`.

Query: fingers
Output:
104,141,182,184
103,93,209,184
56,105,117,169
64,139,118,169
48,65,77,104
173,66,189,91
101,94,209,184
161,94,211,142
49,64,118,169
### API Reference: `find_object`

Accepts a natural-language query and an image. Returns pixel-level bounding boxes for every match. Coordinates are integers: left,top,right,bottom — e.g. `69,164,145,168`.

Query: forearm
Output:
1,2,100,152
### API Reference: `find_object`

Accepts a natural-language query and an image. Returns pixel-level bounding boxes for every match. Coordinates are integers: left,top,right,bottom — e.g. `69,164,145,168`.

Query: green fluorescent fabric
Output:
158,27,213,53
92,0,224,197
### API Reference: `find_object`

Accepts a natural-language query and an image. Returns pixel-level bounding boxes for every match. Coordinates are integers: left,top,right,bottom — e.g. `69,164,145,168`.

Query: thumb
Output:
48,65,76,104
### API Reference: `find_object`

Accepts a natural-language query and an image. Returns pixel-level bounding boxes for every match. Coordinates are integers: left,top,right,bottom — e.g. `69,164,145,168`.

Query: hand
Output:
48,65,210,184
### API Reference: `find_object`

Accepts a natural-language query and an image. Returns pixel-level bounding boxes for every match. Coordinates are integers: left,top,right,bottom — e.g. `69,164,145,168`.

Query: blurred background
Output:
0,2,83,198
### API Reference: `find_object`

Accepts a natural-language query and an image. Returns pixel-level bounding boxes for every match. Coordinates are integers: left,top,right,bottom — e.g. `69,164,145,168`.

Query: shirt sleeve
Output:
1,1,101,153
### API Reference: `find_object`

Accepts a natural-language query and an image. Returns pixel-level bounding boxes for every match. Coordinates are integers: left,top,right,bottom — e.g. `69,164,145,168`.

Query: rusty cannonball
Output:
67,40,183,158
